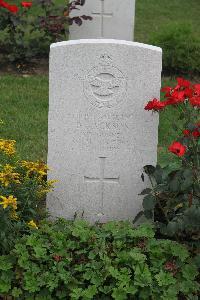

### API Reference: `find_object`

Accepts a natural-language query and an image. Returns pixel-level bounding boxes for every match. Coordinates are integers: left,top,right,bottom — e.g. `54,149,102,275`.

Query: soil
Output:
0,58,49,76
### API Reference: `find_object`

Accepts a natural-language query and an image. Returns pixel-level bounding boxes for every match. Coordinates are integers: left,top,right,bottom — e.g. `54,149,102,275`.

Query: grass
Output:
135,0,200,43
0,75,181,165
0,76,48,161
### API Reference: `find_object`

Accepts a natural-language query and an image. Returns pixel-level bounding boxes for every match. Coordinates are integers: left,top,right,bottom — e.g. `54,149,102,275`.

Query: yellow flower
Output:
0,139,16,156
21,160,48,179
10,210,19,220
0,164,20,187
0,195,17,210
37,180,58,197
27,220,38,229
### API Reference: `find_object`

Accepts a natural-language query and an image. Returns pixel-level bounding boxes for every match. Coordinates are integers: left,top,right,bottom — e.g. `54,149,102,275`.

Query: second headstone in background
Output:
70,0,136,41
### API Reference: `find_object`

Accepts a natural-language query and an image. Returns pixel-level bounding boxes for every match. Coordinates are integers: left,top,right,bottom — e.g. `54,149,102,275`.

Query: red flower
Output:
0,0,18,13
168,142,186,157
176,77,191,89
144,98,166,111
194,84,200,96
190,96,200,107
183,129,190,136
184,87,193,98
21,1,32,8
161,86,172,98
192,129,200,138
8,4,18,13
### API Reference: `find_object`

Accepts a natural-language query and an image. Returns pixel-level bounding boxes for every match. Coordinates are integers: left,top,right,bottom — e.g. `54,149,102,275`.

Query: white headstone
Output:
70,0,135,40
47,39,162,223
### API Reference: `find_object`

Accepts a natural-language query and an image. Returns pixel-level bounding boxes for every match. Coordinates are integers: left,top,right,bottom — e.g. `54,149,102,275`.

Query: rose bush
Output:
140,78,200,248
0,0,92,62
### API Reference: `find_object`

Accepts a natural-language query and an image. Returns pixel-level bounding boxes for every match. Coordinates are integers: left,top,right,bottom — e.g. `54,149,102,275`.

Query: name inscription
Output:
64,111,135,151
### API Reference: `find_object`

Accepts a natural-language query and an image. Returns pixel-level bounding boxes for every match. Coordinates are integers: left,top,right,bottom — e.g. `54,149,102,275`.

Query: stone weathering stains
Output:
47,39,162,223
70,0,136,40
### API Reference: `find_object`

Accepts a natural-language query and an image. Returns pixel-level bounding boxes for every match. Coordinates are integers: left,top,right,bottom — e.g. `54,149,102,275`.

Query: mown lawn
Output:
0,75,180,165
135,0,200,43
0,76,48,161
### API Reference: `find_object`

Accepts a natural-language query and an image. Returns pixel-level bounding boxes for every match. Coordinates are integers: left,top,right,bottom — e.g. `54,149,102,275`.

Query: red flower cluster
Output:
144,98,166,111
183,123,200,138
0,0,18,13
0,1,32,13
168,142,186,157
145,78,200,112
21,1,32,8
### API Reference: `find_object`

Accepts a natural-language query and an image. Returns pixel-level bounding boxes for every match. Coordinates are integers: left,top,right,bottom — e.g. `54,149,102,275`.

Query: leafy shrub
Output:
149,23,200,75
140,78,200,247
0,121,54,254
0,0,92,62
0,219,199,299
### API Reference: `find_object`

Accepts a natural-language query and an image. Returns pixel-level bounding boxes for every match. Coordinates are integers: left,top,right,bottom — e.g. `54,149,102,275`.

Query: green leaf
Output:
182,264,198,280
82,285,97,299
112,287,128,300
129,249,146,263
143,194,156,210
70,288,83,299
170,242,189,261
155,270,176,287
0,255,13,271
12,287,23,297
134,264,152,287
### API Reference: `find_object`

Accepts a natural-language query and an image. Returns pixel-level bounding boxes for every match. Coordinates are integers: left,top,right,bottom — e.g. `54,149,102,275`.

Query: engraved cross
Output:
84,157,119,212
92,0,113,38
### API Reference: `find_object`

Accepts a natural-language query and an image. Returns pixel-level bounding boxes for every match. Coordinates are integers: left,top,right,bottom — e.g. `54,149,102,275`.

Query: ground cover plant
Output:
0,220,199,299
140,78,200,248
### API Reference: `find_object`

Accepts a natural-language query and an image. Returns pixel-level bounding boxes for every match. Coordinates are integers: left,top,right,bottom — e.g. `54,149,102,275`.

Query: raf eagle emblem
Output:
89,74,121,97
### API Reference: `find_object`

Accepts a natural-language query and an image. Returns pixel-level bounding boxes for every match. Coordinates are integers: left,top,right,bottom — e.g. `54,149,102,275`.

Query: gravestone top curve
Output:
50,39,162,53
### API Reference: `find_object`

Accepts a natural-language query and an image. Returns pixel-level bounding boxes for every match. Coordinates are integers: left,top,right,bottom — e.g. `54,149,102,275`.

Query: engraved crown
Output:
99,54,112,66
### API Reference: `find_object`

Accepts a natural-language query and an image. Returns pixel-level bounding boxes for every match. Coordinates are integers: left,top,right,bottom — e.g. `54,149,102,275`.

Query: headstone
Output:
69,0,136,41
47,39,162,223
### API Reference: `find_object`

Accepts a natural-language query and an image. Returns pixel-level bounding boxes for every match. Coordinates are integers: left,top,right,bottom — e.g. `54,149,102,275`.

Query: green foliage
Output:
149,23,200,75
0,0,91,62
0,0,68,62
140,163,200,246
0,220,199,299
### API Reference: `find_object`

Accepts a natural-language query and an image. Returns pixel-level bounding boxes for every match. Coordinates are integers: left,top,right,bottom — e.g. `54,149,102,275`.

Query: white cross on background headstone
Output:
84,157,119,212
69,0,136,41
92,0,113,37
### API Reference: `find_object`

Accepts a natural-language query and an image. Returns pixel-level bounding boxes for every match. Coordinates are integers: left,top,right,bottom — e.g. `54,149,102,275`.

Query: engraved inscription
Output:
84,157,119,213
84,55,127,109
64,111,135,151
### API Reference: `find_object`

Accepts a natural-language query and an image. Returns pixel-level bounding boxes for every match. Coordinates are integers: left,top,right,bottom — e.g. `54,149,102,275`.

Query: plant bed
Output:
0,220,199,299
